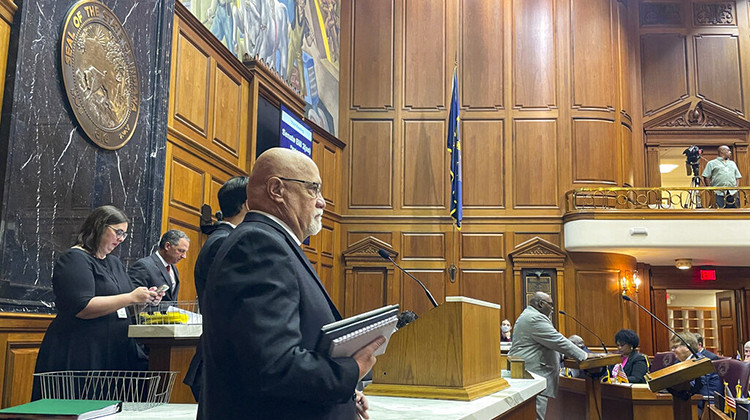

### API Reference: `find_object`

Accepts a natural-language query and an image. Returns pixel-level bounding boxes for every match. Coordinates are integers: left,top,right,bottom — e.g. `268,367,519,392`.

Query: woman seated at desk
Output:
611,329,648,384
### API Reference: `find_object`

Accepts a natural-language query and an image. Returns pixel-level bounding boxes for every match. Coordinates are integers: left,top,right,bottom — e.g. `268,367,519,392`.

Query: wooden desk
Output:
563,354,622,420
548,378,701,420
601,383,699,420
129,325,200,404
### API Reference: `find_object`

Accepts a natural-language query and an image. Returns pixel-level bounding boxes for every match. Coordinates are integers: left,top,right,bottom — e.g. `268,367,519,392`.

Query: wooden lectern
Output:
563,354,622,420
365,296,509,401
644,357,715,419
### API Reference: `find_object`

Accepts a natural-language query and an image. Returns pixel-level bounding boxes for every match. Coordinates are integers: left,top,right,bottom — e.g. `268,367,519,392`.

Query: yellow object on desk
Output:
139,312,189,325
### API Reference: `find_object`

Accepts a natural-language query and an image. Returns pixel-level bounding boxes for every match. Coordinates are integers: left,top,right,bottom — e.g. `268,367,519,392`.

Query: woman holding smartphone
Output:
32,206,164,399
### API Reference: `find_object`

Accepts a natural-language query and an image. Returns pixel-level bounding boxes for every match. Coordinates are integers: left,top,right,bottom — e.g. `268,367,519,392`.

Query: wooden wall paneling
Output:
461,119,504,208
401,270,446,316
694,34,743,115
349,120,393,208
350,0,394,110
575,270,622,347
319,141,339,212
640,34,689,115
169,18,212,142
571,119,618,184
162,143,235,301
460,269,505,307
634,263,655,355
513,119,559,208
347,232,394,249
645,145,661,188
401,233,446,261
513,232,560,248
0,0,16,129
570,0,615,111
166,207,203,302
461,0,503,110
616,0,632,122
403,0,446,110
349,269,389,316
402,120,445,208
512,0,555,109
3,338,40,407
210,60,248,166
0,314,52,408
460,232,505,261
621,124,634,187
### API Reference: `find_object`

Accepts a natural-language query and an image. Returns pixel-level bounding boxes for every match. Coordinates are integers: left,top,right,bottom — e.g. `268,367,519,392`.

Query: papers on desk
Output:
166,305,202,324
0,399,122,419
316,305,399,358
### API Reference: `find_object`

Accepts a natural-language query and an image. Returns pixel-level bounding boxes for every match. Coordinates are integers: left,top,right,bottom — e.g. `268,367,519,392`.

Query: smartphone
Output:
156,284,170,293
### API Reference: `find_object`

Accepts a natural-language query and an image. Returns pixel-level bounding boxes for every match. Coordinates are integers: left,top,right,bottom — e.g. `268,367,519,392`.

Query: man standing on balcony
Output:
703,145,742,208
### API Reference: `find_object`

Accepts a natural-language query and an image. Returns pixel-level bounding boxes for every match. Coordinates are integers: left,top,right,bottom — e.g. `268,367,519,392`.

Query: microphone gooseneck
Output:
558,310,609,354
378,249,438,308
621,295,699,359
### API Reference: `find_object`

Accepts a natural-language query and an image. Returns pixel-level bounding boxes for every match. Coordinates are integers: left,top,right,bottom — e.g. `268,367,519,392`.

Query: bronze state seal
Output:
61,0,140,150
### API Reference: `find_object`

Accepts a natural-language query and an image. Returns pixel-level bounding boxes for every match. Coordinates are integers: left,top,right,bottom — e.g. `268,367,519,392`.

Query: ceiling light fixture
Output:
675,259,692,270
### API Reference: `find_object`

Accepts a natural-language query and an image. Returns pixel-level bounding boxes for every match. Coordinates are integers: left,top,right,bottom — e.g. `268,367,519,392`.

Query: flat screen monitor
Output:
280,105,312,158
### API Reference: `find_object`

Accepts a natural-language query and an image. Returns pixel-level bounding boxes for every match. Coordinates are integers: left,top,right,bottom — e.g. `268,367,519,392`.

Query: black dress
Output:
32,248,146,399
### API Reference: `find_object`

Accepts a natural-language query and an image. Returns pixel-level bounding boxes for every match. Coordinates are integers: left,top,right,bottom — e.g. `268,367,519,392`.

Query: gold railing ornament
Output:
566,187,750,211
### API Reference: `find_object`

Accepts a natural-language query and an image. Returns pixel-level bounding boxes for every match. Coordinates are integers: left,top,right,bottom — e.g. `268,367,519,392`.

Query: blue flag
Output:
447,70,462,229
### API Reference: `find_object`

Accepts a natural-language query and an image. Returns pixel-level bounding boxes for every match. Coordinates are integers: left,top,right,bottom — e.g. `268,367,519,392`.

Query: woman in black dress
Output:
33,206,162,399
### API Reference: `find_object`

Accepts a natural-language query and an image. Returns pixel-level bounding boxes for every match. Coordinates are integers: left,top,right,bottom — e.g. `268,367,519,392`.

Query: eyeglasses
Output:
278,177,322,197
542,300,553,306
107,225,129,240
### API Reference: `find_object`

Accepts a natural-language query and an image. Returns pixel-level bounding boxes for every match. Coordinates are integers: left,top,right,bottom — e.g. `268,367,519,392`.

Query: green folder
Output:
0,399,122,419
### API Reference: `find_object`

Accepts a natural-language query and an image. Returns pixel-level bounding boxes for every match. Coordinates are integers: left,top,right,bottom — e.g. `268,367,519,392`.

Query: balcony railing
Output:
566,187,750,212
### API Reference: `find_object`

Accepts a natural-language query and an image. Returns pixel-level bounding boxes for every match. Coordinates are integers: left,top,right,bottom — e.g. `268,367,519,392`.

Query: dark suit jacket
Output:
622,351,649,383
200,212,359,420
128,253,180,301
193,223,233,306
699,348,719,360
183,222,234,401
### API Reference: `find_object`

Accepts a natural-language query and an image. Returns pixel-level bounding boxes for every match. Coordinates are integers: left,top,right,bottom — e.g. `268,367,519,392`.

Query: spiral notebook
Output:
316,304,399,358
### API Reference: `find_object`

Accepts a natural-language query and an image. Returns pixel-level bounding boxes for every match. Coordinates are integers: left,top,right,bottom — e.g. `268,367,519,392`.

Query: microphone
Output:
378,249,438,308
621,295,699,359
559,310,609,354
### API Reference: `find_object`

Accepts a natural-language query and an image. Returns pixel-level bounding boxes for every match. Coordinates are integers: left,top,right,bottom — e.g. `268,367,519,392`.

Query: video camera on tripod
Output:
683,145,702,181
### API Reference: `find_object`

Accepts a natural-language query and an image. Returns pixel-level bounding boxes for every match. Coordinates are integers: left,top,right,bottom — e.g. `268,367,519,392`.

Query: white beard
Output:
303,212,323,238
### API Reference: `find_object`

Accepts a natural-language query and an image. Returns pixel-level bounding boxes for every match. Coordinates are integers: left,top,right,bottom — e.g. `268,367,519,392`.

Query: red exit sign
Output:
699,269,716,281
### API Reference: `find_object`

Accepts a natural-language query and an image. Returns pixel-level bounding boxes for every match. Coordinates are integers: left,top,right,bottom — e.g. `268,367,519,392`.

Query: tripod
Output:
685,162,702,209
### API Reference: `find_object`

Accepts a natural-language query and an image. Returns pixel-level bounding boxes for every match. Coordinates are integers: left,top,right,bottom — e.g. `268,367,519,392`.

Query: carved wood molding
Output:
342,236,397,266
0,0,16,24
640,2,683,26
644,99,750,132
694,2,736,26
508,236,566,268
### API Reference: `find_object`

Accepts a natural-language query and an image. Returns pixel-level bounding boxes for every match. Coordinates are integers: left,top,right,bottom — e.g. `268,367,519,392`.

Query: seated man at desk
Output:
670,331,720,416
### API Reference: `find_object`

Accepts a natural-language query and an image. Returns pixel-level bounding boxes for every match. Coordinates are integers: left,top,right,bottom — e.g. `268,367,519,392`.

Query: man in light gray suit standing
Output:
509,292,589,419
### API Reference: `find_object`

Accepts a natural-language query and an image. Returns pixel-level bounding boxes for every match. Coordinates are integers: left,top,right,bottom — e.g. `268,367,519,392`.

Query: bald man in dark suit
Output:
200,148,384,420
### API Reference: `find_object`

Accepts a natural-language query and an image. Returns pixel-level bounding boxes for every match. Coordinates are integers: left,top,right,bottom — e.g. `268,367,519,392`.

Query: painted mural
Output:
180,0,340,135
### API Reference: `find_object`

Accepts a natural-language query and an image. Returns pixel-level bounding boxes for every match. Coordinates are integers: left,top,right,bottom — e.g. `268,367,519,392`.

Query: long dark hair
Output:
75,206,129,254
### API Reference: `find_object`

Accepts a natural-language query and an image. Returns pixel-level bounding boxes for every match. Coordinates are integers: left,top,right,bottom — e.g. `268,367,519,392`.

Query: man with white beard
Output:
200,148,384,420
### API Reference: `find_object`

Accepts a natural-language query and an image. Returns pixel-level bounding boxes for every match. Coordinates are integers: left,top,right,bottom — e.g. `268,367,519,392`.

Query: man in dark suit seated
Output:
183,175,249,402
128,229,190,302
200,148,385,420
695,333,719,360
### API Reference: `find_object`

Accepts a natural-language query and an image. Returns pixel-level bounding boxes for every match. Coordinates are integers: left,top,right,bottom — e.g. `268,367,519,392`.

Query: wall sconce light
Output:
621,270,641,295
675,259,692,270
